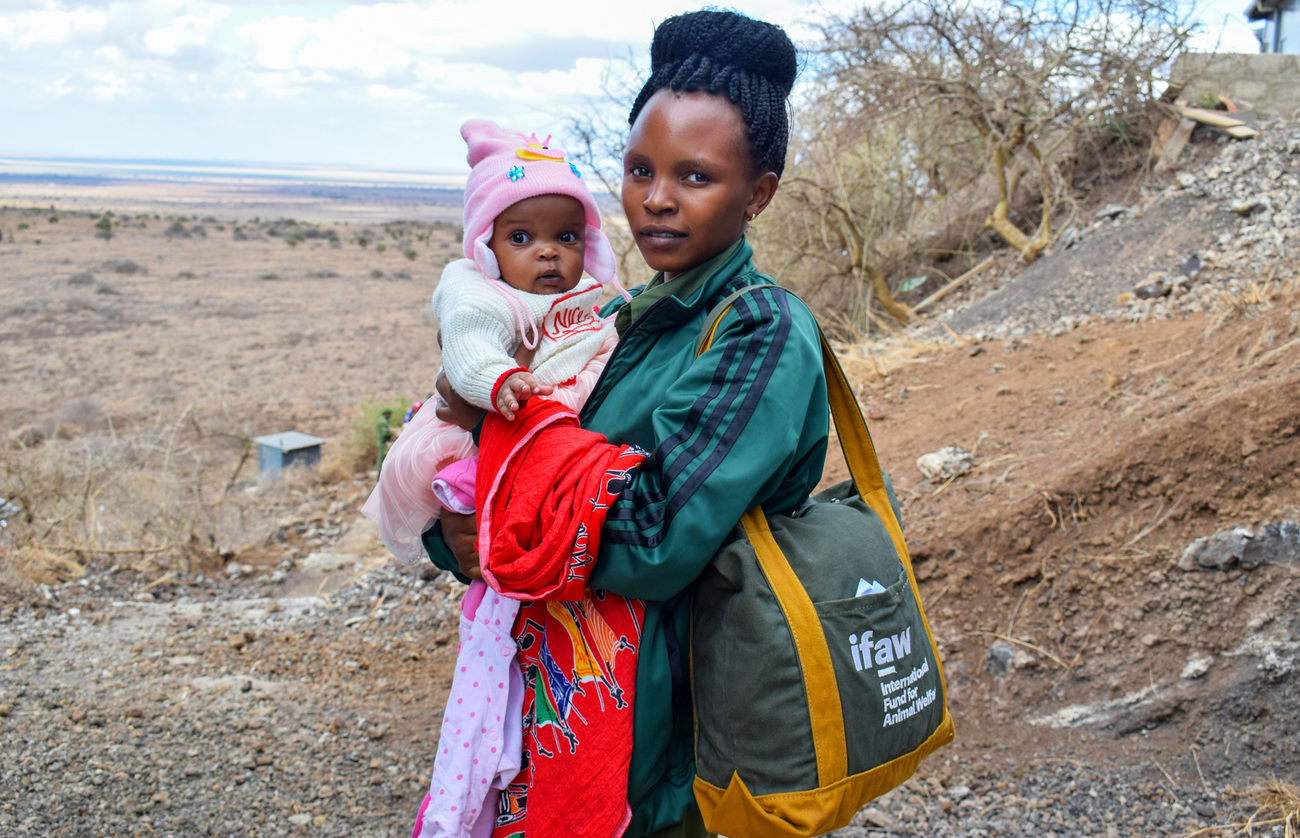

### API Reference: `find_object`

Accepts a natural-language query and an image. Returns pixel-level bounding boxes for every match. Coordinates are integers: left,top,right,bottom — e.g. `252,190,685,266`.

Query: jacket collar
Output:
612,238,754,335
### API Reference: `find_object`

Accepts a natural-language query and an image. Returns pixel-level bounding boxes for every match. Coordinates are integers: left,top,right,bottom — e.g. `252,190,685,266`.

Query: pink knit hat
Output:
461,119,617,287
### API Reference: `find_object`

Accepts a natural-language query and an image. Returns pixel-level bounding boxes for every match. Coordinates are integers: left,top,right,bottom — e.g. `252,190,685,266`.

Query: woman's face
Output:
622,90,778,279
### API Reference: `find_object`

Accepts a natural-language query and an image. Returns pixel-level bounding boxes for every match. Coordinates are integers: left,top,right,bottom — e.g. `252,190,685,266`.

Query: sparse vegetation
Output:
103,259,145,275
332,399,411,477
0,403,276,576
95,215,114,243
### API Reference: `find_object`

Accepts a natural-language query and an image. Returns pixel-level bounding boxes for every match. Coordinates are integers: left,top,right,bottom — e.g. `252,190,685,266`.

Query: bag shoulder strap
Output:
694,283,891,502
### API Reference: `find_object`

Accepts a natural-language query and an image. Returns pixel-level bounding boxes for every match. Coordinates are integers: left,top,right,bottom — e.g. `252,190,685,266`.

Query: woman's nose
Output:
643,179,675,214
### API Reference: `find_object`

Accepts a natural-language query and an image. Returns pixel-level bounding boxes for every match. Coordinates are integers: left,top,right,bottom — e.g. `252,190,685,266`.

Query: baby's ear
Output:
582,225,616,285
461,120,525,167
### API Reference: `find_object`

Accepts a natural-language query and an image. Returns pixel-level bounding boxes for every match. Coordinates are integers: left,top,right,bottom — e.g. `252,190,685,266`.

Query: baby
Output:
376,122,631,838
363,119,627,566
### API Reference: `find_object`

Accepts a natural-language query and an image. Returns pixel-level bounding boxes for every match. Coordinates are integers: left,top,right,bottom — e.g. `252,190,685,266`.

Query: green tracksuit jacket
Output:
427,239,830,836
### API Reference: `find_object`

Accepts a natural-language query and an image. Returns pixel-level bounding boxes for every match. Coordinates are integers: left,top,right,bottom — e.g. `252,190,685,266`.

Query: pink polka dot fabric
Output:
413,580,524,838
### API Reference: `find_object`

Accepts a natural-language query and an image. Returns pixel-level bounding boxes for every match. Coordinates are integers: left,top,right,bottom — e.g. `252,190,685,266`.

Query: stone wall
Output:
1171,52,1300,117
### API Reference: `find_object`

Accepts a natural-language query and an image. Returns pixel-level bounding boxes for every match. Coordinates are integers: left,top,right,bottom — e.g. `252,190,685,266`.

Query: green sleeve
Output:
421,521,473,585
590,286,829,601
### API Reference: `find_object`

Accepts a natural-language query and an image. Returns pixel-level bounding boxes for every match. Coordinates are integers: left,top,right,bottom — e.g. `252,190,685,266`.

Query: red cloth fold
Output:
475,398,647,838
477,399,642,601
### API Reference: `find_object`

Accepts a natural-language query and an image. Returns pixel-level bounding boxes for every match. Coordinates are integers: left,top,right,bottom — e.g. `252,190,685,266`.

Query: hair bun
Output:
649,10,797,96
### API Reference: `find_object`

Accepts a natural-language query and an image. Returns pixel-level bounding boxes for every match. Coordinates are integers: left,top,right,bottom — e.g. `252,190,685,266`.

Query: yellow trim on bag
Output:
742,506,847,785
693,709,955,838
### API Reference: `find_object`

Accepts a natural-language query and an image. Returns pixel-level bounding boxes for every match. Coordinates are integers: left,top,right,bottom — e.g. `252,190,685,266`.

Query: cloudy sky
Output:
0,0,1262,172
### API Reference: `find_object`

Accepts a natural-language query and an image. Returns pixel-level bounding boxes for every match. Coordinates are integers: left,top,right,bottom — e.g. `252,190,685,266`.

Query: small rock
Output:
1192,801,1216,818
1140,633,1163,648
1095,204,1129,220
1230,197,1266,216
1179,521,1300,571
288,813,312,826
1011,648,1039,669
301,552,349,572
225,562,254,579
1134,275,1169,299
1180,656,1213,679
1260,650,1295,682
859,807,891,828
985,644,1014,676
917,446,975,482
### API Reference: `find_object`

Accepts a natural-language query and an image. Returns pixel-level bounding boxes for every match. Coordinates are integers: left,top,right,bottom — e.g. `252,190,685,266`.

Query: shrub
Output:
333,399,411,476
0,405,280,577
103,259,146,275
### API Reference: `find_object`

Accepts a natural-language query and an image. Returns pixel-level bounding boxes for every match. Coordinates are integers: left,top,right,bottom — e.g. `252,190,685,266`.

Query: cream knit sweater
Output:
431,259,616,412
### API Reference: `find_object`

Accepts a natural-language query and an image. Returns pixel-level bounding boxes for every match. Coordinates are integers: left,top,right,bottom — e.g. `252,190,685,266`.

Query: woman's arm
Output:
590,287,829,601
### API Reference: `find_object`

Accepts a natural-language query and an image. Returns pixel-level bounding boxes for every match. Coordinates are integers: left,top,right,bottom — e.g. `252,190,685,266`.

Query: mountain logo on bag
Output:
849,627,912,677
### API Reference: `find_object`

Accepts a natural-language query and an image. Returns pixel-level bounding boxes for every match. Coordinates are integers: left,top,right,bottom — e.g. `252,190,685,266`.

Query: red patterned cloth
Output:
475,398,647,838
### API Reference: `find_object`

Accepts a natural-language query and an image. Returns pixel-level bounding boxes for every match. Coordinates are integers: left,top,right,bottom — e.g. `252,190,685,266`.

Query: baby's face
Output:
489,194,586,295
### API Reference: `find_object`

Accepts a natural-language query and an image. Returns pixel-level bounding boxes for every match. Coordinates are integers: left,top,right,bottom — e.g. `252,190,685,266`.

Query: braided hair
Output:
628,10,798,178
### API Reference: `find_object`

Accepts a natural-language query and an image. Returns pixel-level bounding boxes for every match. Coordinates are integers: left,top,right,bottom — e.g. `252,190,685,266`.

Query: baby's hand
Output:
496,371,552,420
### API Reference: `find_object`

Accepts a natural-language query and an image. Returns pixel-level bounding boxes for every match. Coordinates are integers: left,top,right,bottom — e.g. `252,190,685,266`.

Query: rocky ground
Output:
2,119,1298,838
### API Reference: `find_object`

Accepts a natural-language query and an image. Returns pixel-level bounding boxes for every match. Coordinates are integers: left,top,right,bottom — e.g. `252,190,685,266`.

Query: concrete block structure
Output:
1171,52,1300,117
253,431,327,481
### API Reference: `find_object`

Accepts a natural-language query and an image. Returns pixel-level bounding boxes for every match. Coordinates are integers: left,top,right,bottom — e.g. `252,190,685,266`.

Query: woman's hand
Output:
441,510,482,581
434,369,486,431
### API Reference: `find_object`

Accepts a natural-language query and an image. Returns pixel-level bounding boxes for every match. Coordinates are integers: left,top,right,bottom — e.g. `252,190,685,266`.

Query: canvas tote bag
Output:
690,286,955,838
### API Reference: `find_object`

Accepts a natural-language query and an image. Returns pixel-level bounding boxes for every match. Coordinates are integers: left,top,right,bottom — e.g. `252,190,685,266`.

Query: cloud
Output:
24,0,1235,169
440,34,631,74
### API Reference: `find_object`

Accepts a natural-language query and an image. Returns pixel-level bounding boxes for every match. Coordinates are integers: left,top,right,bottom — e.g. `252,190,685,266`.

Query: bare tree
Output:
816,0,1192,266
565,56,655,291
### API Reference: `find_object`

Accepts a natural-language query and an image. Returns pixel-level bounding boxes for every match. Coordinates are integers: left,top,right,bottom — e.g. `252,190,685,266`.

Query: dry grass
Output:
0,402,309,582
835,331,950,384
1186,780,1300,838
1234,781,1300,838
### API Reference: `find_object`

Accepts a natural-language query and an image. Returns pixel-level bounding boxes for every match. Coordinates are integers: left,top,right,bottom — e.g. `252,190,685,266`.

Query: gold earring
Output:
747,212,756,221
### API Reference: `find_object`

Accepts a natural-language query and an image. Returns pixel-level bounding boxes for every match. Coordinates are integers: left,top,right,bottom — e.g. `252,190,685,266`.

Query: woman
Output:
429,11,829,837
